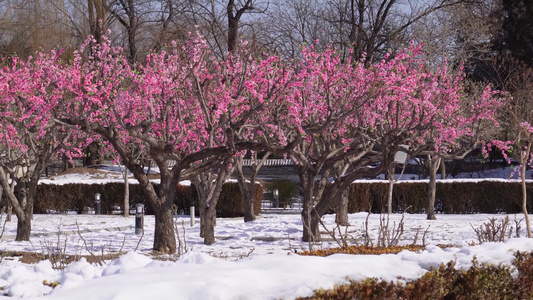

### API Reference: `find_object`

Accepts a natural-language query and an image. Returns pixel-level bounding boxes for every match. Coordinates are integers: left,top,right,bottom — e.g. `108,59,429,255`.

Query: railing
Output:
261,197,303,212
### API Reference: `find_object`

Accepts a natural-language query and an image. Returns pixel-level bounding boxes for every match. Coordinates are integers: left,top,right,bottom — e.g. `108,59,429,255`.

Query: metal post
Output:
135,203,144,234
190,205,195,227
94,193,101,215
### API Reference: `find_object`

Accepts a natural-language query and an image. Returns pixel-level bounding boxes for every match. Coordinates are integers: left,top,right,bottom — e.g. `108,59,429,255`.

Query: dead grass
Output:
0,250,123,265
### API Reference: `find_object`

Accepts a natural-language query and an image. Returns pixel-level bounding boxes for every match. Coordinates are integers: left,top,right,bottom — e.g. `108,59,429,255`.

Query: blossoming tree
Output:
278,44,504,242
59,34,294,248
60,37,211,253
0,50,80,240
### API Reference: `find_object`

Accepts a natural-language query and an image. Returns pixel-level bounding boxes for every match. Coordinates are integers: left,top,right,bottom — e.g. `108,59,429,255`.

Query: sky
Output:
1,167,533,299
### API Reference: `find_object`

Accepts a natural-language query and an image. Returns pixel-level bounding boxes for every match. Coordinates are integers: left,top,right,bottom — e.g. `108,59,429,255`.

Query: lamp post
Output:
94,193,101,215
135,203,144,234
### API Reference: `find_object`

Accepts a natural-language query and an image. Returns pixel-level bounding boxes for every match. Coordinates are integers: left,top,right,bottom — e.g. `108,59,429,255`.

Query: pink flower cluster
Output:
0,33,507,170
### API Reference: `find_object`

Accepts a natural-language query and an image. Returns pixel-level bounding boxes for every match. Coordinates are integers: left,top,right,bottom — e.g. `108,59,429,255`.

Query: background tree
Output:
0,0,73,58
453,0,533,235
88,0,107,45
254,0,328,58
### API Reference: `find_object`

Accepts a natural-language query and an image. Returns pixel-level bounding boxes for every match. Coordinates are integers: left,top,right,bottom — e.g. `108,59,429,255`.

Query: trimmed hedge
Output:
174,182,263,217
346,181,528,214
32,182,264,217
9,180,531,215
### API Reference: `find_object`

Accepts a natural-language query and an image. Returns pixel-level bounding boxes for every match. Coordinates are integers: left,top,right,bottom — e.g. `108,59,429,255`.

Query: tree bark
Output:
88,0,106,45
335,188,349,226
201,204,217,245
426,156,440,220
235,158,256,222
226,0,253,53
521,142,532,238
123,166,130,217
298,165,322,242
235,153,270,223
3,184,12,221
242,192,255,222
6,203,12,222
302,203,321,242
386,163,395,214
0,159,45,241
153,201,176,253
194,159,231,245
15,214,31,241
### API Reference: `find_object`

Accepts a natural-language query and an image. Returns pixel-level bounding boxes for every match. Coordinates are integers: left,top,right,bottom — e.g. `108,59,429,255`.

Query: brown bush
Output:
298,252,533,300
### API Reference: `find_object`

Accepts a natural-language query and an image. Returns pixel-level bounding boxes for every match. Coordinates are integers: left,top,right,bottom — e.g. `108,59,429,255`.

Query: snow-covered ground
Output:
1,212,533,299
2,166,533,299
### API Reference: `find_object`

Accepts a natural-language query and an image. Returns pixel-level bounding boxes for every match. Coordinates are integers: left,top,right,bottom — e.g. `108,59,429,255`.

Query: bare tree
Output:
0,0,74,58
323,0,466,64
88,0,107,44
254,0,329,58
226,0,254,52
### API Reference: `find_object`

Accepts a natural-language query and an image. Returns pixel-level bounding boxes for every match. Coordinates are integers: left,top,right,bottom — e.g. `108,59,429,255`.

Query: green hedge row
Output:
32,182,264,217
345,180,529,214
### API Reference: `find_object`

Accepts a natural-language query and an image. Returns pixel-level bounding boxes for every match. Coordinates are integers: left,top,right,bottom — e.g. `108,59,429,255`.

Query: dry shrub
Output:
299,245,426,257
470,216,522,243
298,252,533,300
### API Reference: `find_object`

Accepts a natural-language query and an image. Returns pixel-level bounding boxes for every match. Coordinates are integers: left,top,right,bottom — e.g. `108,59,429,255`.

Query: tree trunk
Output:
387,180,394,214
126,0,137,65
227,16,238,53
226,0,252,53
521,143,532,238
427,156,440,220
0,184,12,221
386,163,395,214
297,165,321,242
335,188,349,226
15,214,31,241
6,180,14,222
242,192,256,222
235,152,270,223
153,202,177,253
130,166,177,254
123,167,130,217
0,169,33,239
194,160,231,244
302,204,321,242
4,186,12,221
201,204,217,245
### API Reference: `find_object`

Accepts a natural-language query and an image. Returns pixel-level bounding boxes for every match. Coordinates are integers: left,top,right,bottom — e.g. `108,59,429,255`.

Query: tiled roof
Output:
242,159,293,167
